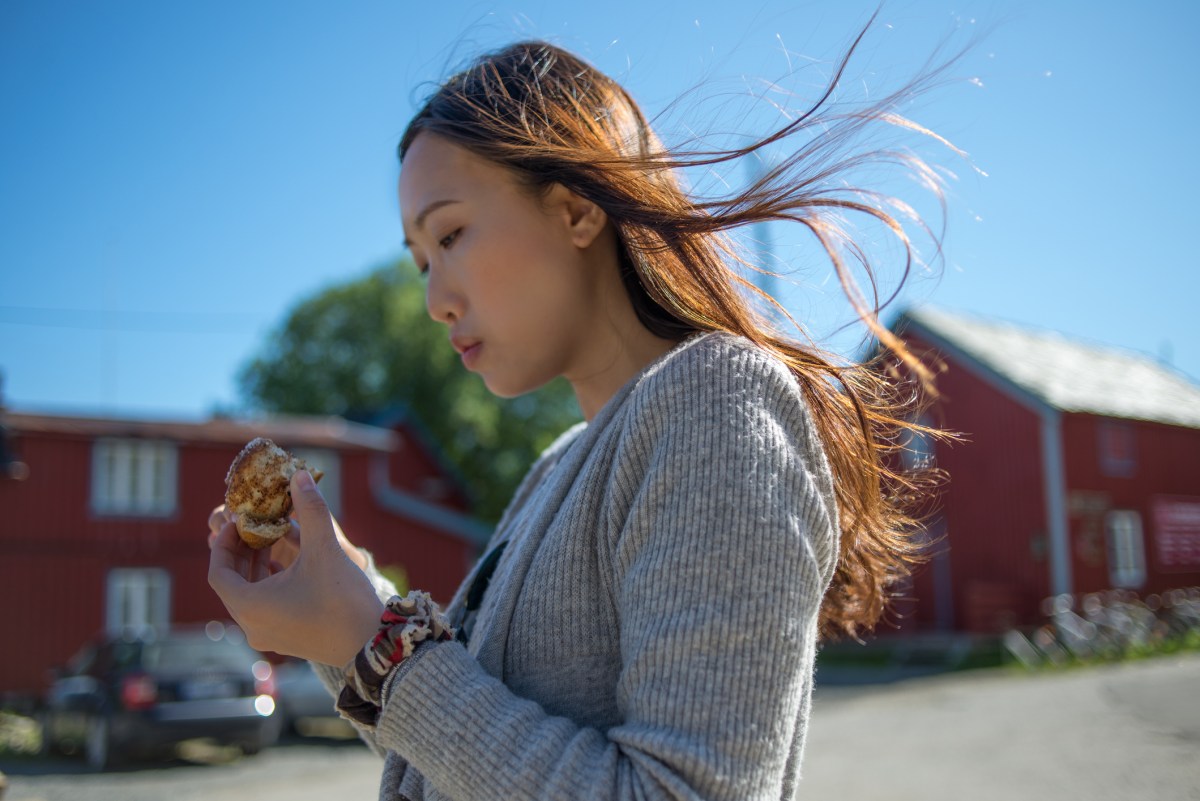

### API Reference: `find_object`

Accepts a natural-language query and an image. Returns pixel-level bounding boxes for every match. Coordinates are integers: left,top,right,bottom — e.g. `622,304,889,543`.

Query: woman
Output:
209,34,947,801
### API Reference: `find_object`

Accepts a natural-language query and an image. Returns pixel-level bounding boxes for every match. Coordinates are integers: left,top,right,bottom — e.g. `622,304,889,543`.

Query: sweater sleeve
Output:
371,340,838,800
308,545,399,758
308,424,584,765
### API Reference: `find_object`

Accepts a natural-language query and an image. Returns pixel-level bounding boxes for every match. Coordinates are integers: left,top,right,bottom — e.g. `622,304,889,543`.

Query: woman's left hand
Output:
208,470,384,667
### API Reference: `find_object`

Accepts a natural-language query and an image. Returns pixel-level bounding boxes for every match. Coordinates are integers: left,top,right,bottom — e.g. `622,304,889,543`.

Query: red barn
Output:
892,307,1200,633
0,409,488,701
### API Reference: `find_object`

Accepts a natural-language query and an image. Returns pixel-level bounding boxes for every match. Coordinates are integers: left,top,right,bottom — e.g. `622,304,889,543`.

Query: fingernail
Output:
295,469,314,490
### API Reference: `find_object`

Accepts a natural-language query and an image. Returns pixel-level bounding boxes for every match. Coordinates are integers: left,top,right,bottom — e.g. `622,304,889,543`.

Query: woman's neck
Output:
568,327,680,421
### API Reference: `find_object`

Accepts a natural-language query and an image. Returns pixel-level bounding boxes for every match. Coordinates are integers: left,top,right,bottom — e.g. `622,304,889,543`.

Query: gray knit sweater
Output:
315,332,840,800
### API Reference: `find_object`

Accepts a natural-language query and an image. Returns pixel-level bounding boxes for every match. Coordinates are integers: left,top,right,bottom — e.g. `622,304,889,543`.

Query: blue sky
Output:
3,0,1198,419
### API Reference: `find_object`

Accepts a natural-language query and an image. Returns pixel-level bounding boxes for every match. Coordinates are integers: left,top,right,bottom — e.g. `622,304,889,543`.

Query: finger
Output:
208,504,231,536
290,470,338,554
249,547,271,583
208,523,252,600
207,514,234,550
268,521,302,571
280,518,301,543
216,520,260,582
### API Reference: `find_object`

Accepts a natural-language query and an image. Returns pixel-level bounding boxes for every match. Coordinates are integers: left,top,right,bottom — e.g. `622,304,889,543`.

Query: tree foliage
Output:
237,260,581,522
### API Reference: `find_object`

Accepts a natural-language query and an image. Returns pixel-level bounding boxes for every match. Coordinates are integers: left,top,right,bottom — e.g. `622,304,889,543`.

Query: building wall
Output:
900,332,1052,633
0,426,476,698
336,445,478,602
1062,414,1200,596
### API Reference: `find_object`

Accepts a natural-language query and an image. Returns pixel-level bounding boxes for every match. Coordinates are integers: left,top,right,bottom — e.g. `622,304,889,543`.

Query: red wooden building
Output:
0,408,488,700
892,307,1200,633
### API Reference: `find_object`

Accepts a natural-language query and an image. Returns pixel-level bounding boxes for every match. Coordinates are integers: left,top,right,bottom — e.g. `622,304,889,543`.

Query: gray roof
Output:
898,306,1200,429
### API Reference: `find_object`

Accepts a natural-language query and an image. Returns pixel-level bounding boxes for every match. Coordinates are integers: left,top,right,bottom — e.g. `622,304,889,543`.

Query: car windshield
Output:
142,637,255,671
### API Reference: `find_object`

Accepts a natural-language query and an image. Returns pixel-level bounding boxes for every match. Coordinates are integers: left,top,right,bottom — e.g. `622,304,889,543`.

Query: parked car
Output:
273,660,355,738
39,622,281,770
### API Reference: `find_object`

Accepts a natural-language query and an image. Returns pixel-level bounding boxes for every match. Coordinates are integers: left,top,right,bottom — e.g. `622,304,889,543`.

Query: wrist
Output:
330,517,368,572
335,590,454,726
335,592,385,667
347,544,370,573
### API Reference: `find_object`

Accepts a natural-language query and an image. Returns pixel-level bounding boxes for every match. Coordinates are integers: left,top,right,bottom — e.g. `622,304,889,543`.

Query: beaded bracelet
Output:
336,590,454,726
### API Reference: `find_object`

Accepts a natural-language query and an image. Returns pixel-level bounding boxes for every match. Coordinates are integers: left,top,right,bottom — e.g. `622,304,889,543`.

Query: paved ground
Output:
0,736,382,801
4,653,1197,800
804,652,1200,800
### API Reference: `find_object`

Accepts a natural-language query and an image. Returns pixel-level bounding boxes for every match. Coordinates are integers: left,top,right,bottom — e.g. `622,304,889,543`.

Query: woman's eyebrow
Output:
403,199,462,248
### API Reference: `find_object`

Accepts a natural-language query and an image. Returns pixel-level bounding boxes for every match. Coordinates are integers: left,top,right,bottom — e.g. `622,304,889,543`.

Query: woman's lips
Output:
460,341,482,369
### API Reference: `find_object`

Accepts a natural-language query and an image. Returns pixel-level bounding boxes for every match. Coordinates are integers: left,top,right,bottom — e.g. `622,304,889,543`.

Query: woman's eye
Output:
413,229,459,278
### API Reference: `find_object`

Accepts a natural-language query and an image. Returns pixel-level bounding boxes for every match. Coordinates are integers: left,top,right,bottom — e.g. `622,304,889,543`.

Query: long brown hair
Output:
400,29,957,640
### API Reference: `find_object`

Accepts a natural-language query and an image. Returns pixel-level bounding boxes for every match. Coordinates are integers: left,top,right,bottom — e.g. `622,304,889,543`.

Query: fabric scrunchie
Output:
336,589,454,726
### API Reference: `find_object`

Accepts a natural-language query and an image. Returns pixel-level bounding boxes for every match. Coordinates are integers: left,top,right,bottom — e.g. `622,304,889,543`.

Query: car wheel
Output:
84,715,114,771
240,720,281,757
36,710,58,757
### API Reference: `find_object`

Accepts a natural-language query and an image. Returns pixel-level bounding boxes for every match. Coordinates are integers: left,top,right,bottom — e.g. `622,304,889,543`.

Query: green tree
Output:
237,260,581,522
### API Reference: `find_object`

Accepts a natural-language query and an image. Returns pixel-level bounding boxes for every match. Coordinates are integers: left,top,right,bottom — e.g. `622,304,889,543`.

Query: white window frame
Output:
105,567,172,636
1105,510,1147,589
91,438,178,517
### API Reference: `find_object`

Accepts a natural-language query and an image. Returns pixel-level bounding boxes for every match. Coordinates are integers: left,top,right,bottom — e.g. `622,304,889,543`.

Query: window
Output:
1105,510,1146,589
290,447,341,517
105,568,171,637
1098,420,1136,478
91,439,178,516
1151,495,1200,571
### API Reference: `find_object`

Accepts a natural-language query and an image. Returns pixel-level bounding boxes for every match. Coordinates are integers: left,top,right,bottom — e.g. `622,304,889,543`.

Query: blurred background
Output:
2,1,1199,797
3,0,1198,416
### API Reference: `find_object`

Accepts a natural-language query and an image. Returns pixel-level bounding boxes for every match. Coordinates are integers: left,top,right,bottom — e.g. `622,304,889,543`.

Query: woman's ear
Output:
549,184,608,249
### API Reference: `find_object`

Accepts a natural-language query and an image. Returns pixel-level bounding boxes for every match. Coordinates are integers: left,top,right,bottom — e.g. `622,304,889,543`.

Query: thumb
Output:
290,469,339,553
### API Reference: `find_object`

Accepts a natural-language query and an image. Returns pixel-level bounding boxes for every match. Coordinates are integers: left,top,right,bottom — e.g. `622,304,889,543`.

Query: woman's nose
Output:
424,267,462,324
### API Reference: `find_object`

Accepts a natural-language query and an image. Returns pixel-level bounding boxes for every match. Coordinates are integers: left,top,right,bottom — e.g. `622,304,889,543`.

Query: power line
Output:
0,305,261,334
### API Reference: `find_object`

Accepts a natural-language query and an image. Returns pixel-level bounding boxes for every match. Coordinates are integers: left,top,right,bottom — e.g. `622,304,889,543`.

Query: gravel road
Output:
4,653,1197,800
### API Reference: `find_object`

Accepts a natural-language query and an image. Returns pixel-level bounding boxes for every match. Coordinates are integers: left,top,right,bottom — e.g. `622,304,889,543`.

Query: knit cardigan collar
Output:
449,332,714,681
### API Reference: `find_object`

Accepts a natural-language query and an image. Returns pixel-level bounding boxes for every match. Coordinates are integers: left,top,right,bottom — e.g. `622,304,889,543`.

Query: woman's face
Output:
399,133,607,399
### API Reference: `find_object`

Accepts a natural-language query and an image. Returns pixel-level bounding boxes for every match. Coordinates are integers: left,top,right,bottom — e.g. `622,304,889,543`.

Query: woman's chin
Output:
480,373,552,400
478,374,522,399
